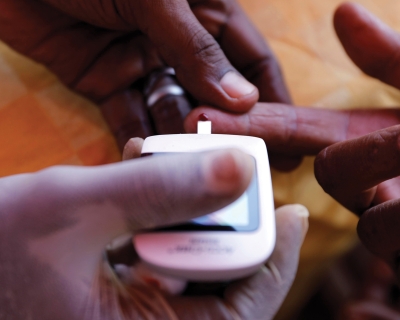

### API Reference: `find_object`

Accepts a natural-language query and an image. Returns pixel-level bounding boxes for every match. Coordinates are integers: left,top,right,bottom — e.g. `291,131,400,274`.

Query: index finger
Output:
185,104,400,156
315,125,400,214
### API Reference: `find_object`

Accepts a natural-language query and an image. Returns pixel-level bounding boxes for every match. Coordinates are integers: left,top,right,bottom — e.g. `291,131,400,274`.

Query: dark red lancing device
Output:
199,113,209,121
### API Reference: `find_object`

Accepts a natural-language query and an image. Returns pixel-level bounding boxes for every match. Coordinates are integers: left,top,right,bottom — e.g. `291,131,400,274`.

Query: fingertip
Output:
314,147,334,195
334,2,372,36
203,149,254,197
122,137,144,161
183,109,199,133
333,0,400,84
184,106,248,134
276,204,309,243
334,2,361,22
184,107,216,133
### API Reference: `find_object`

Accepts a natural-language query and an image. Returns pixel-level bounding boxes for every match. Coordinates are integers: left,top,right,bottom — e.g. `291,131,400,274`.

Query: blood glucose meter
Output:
133,119,275,281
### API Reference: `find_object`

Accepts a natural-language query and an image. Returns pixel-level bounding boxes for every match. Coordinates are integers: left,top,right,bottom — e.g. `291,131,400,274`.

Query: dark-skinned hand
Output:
0,139,309,319
186,1,400,312
308,2,400,278
0,0,291,151
296,3,400,318
184,2,400,170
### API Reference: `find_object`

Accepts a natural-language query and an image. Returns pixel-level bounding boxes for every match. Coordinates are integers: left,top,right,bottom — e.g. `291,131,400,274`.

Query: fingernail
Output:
205,150,253,195
220,71,257,99
292,204,309,240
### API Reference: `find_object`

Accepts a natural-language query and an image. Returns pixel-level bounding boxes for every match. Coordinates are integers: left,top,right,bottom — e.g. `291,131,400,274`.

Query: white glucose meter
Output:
133,119,275,281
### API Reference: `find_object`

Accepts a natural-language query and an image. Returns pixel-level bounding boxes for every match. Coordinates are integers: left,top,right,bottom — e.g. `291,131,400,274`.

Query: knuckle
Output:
32,167,68,196
364,129,400,164
186,28,225,65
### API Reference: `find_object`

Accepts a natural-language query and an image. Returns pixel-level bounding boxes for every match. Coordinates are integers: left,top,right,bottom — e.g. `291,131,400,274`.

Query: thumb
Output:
132,0,258,112
17,149,253,276
224,204,309,319
334,2,400,89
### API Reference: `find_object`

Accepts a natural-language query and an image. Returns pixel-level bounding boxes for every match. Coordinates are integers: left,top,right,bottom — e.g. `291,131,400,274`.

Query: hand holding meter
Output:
133,118,275,281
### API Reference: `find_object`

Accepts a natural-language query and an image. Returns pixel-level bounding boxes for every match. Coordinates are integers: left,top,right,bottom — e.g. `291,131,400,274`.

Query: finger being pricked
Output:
185,104,347,156
192,0,291,104
185,104,400,158
315,125,400,215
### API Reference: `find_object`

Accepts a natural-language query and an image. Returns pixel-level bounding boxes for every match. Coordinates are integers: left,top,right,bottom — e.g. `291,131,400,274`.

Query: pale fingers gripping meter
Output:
133,120,275,281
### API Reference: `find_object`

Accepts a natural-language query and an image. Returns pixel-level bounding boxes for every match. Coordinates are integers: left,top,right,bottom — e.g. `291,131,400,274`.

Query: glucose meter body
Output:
133,122,275,281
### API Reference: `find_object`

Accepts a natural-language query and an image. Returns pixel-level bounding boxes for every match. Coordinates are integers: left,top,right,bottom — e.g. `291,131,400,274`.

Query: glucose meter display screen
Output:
147,153,260,232
190,173,259,231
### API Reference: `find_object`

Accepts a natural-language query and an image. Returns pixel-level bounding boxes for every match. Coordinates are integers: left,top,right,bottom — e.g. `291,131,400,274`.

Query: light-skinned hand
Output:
0,142,308,319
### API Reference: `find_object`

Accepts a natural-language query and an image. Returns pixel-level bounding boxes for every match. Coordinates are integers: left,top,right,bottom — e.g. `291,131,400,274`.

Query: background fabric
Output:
1,0,400,318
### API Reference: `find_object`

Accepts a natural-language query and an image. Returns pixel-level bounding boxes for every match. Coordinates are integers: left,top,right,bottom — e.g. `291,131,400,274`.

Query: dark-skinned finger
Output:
34,0,258,110
144,70,193,134
132,0,258,113
374,176,400,205
224,205,308,319
358,199,400,273
185,104,347,155
122,138,144,161
334,2,400,90
191,0,291,103
195,0,299,171
185,104,400,156
72,34,163,103
151,95,193,134
315,126,400,214
0,1,164,103
222,4,300,169
100,89,154,151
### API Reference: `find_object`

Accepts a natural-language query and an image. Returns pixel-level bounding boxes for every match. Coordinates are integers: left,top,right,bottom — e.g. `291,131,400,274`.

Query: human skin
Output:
184,2,400,161
0,0,291,151
185,3,400,316
310,2,400,281
0,143,308,319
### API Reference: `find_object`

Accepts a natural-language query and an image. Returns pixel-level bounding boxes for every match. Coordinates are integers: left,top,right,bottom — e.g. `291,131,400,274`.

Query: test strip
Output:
197,121,212,134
